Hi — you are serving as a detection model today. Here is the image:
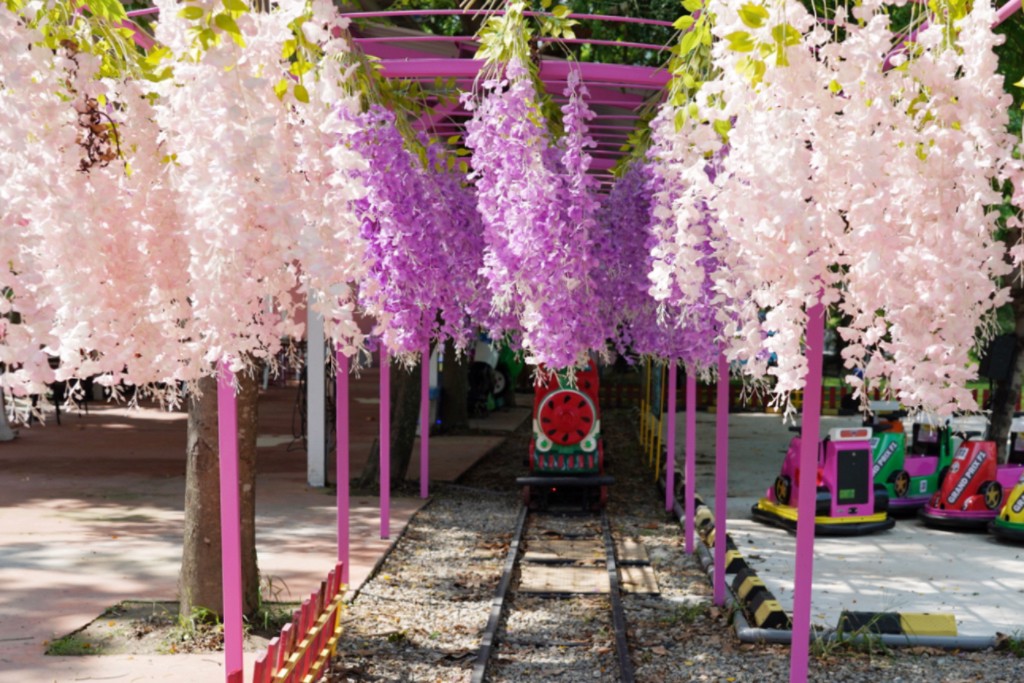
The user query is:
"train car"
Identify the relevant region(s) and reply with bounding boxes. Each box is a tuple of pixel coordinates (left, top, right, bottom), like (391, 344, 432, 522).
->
(517, 359, 614, 509)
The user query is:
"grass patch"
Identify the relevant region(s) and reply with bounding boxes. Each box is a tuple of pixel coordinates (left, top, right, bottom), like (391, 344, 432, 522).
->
(998, 631, 1024, 658)
(45, 633, 99, 656)
(815, 614, 892, 660)
(659, 601, 709, 627)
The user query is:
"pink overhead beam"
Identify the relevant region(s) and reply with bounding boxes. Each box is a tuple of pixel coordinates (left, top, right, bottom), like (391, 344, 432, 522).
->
(354, 35, 479, 44)
(410, 75, 665, 92)
(377, 58, 669, 88)
(342, 9, 675, 28)
(357, 43, 460, 61)
(411, 107, 643, 120)
(997, 0, 1023, 23)
(354, 34, 667, 52)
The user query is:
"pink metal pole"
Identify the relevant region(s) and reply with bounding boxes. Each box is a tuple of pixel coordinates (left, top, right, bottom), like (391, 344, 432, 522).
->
(380, 353, 391, 539)
(216, 361, 244, 683)
(665, 360, 677, 512)
(420, 345, 430, 499)
(336, 350, 350, 584)
(685, 373, 697, 554)
(996, 0, 1022, 25)
(713, 353, 729, 605)
(790, 301, 826, 683)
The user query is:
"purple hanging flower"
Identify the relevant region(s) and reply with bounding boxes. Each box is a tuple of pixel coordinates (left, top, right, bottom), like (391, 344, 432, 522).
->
(464, 61, 606, 369)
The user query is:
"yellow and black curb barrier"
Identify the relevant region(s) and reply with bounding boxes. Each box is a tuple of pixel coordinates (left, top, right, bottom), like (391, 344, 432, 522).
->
(690, 494, 791, 630)
(838, 610, 958, 637)
(664, 480, 979, 648)
(731, 567, 791, 630)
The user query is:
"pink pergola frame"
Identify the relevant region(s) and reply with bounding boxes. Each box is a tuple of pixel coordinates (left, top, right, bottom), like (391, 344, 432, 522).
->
(121, 4, 1023, 682)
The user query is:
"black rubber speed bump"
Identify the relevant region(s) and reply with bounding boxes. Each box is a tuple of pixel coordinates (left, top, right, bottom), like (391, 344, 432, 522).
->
(704, 528, 738, 552)
(731, 568, 790, 629)
(731, 567, 768, 602)
(838, 611, 957, 637)
(748, 590, 791, 629)
(694, 507, 714, 531)
(723, 549, 748, 574)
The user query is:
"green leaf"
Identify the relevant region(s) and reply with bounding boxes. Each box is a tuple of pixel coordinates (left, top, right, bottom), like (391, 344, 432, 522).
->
(828, 79, 842, 94)
(179, 6, 204, 20)
(223, 0, 248, 12)
(682, 0, 703, 12)
(698, 24, 712, 46)
(725, 31, 755, 53)
(673, 16, 695, 31)
(712, 118, 731, 138)
(198, 28, 217, 49)
(738, 3, 769, 29)
(771, 23, 801, 47)
(214, 13, 241, 35)
(775, 43, 789, 67)
(293, 83, 310, 103)
(144, 46, 172, 66)
(541, 0, 552, 8)
(274, 79, 288, 100)
(679, 30, 699, 54)
(447, 135, 461, 146)
(736, 56, 766, 85)
(281, 39, 296, 60)
(552, 4, 570, 18)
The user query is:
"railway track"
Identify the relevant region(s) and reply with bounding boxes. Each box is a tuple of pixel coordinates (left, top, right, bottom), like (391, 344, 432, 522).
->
(471, 504, 638, 683)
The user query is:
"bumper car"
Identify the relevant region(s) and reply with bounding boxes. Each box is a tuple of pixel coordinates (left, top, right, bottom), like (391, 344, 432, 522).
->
(869, 408, 955, 514)
(919, 433, 1024, 531)
(990, 428, 1024, 542)
(752, 426, 895, 536)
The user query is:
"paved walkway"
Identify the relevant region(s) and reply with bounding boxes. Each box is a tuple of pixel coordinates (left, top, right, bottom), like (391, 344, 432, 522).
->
(0, 372, 529, 683)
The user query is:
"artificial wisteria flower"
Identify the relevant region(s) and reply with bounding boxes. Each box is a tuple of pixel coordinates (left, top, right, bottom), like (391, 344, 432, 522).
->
(647, 0, 1021, 414)
(341, 106, 478, 359)
(465, 61, 606, 370)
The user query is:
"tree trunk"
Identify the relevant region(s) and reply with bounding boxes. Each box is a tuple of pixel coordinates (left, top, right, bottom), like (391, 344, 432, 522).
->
(180, 372, 260, 621)
(440, 340, 470, 432)
(989, 307, 1024, 464)
(237, 369, 260, 615)
(357, 357, 423, 489)
(0, 388, 16, 441)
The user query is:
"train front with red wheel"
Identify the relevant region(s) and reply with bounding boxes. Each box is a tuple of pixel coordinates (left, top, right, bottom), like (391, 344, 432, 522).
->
(517, 360, 613, 509)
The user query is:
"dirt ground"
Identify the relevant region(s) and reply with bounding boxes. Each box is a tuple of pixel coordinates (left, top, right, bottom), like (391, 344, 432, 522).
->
(45, 599, 304, 657)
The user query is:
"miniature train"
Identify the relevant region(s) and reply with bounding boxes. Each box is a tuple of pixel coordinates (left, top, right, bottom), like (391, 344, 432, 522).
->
(517, 359, 613, 509)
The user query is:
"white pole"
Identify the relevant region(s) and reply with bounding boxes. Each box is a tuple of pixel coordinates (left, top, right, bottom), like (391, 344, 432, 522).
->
(307, 292, 327, 487)
(0, 387, 16, 442)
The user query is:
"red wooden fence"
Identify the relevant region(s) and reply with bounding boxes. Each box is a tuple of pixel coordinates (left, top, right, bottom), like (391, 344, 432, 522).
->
(252, 562, 345, 683)
(600, 382, 1021, 413)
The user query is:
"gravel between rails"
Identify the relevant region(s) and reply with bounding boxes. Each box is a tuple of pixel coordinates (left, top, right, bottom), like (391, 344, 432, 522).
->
(326, 408, 1024, 683)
